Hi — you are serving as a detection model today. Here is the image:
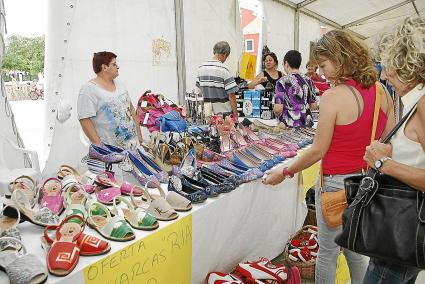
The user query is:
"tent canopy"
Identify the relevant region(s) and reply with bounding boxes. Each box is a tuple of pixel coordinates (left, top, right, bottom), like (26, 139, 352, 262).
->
(274, 0, 423, 39)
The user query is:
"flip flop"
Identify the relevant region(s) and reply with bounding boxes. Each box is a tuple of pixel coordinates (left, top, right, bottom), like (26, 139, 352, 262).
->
(112, 196, 159, 231)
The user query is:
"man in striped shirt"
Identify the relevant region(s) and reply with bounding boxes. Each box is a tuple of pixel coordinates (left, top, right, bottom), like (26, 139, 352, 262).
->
(196, 41, 239, 117)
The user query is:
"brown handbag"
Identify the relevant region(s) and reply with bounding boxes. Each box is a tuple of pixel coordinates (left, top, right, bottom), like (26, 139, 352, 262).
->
(320, 82, 383, 228)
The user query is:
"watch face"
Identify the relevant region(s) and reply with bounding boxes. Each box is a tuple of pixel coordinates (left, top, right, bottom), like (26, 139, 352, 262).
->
(374, 160, 382, 169)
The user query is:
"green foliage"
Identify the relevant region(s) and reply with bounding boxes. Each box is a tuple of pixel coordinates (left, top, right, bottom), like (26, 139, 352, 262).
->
(2, 35, 45, 74)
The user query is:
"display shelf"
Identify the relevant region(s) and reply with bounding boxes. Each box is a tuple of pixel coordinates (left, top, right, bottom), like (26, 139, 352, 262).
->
(0, 157, 307, 284)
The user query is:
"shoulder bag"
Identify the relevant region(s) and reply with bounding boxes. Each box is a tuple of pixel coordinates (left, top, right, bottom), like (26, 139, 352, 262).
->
(320, 82, 383, 228)
(335, 101, 425, 268)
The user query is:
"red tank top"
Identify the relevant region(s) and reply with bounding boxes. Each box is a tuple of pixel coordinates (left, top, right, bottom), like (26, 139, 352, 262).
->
(322, 80, 388, 175)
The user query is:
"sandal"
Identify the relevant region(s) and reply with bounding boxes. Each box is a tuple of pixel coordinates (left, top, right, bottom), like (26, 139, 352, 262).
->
(0, 205, 21, 250)
(95, 171, 144, 196)
(38, 177, 64, 215)
(133, 180, 192, 212)
(7, 175, 37, 206)
(57, 165, 97, 185)
(42, 215, 110, 256)
(3, 190, 60, 227)
(112, 196, 159, 231)
(0, 237, 48, 283)
(86, 201, 135, 241)
(94, 186, 121, 205)
(130, 183, 179, 221)
(46, 215, 85, 276)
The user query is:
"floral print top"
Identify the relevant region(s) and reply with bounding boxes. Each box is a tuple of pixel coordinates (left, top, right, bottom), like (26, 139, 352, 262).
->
(275, 72, 316, 128)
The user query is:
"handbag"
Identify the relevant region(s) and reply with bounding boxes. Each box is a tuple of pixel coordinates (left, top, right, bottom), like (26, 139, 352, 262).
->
(335, 102, 425, 268)
(157, 110, 188, 132)
(319, 82, 383, 228)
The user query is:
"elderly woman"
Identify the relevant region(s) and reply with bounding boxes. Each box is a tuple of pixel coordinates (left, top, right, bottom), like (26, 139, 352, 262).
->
(263, 30, 395, 283)
(362, 17, 425, 284)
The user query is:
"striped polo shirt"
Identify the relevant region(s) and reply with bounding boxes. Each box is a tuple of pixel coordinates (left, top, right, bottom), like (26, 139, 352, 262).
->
(196, 59, 238, 114)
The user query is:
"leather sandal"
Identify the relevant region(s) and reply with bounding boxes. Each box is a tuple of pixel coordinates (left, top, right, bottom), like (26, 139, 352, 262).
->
(86, 201, 135, 242)
(46, 215, 85, 276)
(0, 237, 48, 283)
(112, 196, 159, 231)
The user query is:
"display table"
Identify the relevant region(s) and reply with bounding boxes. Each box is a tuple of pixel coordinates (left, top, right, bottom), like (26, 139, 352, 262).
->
(0, 157, 308, 284)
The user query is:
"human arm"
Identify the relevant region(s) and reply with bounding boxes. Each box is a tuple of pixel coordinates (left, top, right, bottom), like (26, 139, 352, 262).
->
(273, 79, 285, 118)
(263, 92, 337, 185)
(364, 97, 425, 191)
(130, 102, 143, 144)
(79, 118, 101, 146)
(247, 72, 267, 89)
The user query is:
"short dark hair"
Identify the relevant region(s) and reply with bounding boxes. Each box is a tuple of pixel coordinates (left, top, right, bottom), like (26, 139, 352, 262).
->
(283, 50, 302, 69)
(92, 51, 117, 74)
(264, 52, 278, 65)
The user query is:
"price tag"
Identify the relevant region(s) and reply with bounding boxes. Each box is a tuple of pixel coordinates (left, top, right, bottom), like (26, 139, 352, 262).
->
(143, 113, 150, 125)
(140, 101, 148, 108)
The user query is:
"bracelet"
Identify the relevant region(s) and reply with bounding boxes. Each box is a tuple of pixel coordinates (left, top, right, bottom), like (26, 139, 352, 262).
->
(282, 167, 294, 178)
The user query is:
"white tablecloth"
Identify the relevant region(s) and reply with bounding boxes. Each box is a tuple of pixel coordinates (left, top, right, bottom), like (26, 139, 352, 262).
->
(0, 159, 307, 284)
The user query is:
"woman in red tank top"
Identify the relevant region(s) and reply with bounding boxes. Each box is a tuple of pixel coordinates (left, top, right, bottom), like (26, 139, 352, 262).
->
(263, 30, 395, 284)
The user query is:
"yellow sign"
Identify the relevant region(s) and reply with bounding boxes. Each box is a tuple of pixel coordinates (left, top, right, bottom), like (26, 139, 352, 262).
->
(301, 161, 320, 198)
(336, 252, 350, 284)
(84, 215, 192, 284)
(239, 53, 257, 80)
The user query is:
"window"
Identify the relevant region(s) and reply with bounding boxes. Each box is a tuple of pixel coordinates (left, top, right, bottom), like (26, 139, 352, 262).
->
(245, 39, 254, 52)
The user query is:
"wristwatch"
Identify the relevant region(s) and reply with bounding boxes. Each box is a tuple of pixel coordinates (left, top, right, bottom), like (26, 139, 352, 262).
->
(282, 167, 294, 179)
(374, 157, 392, 170)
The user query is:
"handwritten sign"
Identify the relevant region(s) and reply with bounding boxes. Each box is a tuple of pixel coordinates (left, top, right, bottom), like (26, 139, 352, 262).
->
(301, 161, 320, 198)
(84, 215, 192, 284)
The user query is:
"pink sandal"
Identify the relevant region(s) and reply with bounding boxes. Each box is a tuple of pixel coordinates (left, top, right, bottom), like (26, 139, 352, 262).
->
(96, 172, 143, 196)
(38, 178, 64, 215)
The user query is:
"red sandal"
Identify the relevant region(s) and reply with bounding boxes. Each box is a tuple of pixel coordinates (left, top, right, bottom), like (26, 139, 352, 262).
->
(46, 215, 85, 276)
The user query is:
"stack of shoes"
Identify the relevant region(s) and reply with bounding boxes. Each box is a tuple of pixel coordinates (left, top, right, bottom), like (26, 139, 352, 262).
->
(288, 225, 319, 262)
(206, 257, 301, 284)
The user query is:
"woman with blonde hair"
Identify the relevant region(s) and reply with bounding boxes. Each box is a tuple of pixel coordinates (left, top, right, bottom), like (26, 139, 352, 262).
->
(262, 29, 395, 283)
(362, 16, 425, 284)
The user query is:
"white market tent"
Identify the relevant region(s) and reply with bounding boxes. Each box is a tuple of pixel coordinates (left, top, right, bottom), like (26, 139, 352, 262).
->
(0, 0, 423, 176)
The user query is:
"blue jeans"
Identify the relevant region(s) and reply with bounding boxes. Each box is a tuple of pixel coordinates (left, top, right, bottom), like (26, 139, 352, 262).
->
(315, 174, 368, 284)
(363, 258, 421, 284)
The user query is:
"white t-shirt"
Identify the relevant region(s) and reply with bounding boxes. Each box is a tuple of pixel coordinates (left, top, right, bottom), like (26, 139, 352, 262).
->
(77, 80, 138, 149)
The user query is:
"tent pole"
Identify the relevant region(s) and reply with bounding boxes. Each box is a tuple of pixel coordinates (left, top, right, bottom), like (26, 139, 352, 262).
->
(174, 0, 186, 105)
(294, 9, 300, 50)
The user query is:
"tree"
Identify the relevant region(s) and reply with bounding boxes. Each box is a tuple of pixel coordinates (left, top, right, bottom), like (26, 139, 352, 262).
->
(2, 35, 45, 74)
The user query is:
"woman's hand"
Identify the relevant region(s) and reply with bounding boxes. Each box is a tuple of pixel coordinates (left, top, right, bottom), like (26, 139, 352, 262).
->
(262, 167, 285, 185)
(364, 141, 392, 168)
(259, 76, 268, 83)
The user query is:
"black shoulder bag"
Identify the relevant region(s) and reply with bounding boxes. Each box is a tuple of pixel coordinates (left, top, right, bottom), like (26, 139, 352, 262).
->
(335, 103, 425, 268)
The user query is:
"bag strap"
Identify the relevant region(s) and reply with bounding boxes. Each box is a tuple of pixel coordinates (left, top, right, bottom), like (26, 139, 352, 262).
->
(371, 82, 382, 144)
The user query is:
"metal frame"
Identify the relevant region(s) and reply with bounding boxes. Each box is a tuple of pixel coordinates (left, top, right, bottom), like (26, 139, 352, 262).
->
(174, 0, 186, 104)
(297, 0, 319, 8)
(342, 0, 413, 29)
(411, 0, 420, 15)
